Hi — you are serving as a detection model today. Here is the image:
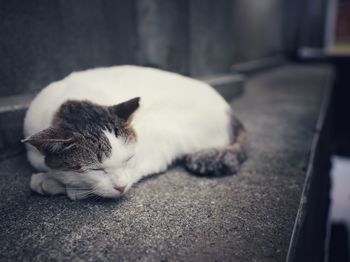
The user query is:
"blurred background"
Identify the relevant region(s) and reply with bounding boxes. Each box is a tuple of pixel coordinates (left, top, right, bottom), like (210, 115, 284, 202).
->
(0, 0, 350, 261)
(0, 0, 331, 96)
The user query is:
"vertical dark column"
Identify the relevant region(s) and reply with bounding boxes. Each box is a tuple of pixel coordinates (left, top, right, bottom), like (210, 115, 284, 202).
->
(300, 0, 328, 48)
(136, 0, 190, 75)
(230, 0, 284, 63)
(189, 0, 284, 77)
(189, 0, 236, 76)
(283, 0, 328, 53)
(332, 59, 350, 155)
(282, 0, 303, 56)
(0, 0, 138, 97)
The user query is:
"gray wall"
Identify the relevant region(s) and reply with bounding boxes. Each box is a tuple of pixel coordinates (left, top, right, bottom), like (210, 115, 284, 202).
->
(299, 0, 328, 48)
(0, 0, 137, 97)
(0, 0, 313, 97)
(136, 0, 189, 75)
(190, 0, 284, 76)
(136, 0, 285, 77)
(189, 0, 236, 76)
(282, 0, 328, 54)
(230, 0, 283, 62)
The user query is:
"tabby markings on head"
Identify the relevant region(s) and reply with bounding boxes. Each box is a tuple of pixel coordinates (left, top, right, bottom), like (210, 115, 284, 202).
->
(23, 97, 140, 172)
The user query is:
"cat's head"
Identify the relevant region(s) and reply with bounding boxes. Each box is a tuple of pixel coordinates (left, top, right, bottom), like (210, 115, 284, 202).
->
(23, 97, 140, 198)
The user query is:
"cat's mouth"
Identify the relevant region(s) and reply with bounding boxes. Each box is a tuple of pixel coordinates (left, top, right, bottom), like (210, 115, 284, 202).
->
(66, 184, 128, 200)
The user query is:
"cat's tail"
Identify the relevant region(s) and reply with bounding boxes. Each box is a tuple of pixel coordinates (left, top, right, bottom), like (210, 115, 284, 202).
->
(184, 114, 248, 176)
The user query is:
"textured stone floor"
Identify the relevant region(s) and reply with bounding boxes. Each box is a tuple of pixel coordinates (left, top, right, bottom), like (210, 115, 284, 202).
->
(0, 64, 331, 261)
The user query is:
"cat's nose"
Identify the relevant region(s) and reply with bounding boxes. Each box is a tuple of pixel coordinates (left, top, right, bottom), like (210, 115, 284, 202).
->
(114, 185, 126, 193)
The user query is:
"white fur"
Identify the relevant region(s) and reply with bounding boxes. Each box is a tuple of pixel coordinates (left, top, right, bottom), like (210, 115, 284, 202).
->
(24, 65, 233, 199)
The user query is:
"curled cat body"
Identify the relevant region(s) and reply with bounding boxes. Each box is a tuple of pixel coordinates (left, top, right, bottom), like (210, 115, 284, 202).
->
(23, 65, 247, 200)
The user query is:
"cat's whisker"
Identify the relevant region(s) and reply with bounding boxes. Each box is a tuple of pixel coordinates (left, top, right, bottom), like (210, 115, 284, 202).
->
(65, 187, 92, 191)
(76, 190, 95, 199)
(85, 192, 101, 201)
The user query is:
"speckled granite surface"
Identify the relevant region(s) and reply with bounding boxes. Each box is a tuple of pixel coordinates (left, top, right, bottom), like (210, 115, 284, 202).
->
(0, 64, 331, 261)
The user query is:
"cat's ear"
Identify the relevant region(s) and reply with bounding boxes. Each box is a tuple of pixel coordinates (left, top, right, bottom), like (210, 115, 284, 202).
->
(21, 127, 78, 155)
(108, 97, 140, 121)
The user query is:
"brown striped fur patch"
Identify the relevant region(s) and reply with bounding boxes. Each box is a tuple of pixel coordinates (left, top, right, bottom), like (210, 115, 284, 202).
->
(184, 113, 247, 176)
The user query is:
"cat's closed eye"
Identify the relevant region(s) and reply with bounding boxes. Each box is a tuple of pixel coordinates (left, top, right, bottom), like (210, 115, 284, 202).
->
(124, 155, 135, 164)
(88, 167, 107, 174)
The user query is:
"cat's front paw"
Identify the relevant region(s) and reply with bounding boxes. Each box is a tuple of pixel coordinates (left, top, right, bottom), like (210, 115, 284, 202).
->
(30, 173, 65, 196)
(30, 173, 46, 195)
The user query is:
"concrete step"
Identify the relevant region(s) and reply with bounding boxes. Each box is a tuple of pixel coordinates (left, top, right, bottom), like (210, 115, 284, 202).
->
(0, 64, 332, 261)
(231, 55, 286, 74)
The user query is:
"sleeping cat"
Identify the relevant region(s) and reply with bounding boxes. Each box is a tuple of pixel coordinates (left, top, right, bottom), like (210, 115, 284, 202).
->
(23, 65, 247, 200)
